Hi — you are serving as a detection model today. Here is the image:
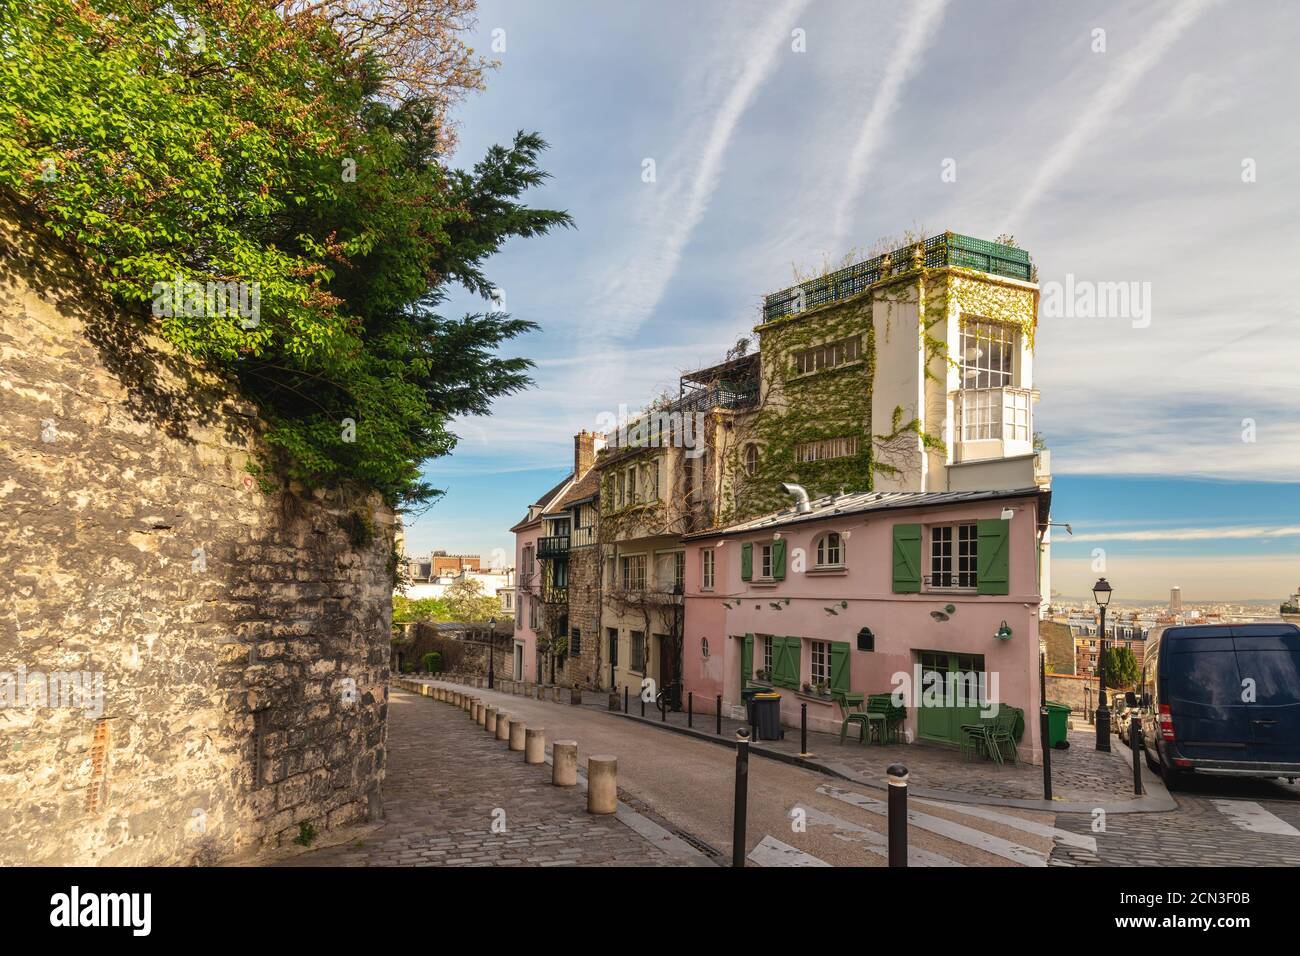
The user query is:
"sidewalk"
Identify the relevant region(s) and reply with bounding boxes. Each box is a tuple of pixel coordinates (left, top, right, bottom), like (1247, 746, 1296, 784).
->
(436, 676, 1173, 814)
(276, 688, 699, 867)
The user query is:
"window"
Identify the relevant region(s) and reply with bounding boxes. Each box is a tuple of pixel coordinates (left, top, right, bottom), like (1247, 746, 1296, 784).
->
(515, 597, 523, 628)
(702, 549, 715, 590)
(793, 336, 861, 375)
(794, 435, 858, 463)
(551, 559, 568, 587)
(648, 462, 660, 501)
(959, 319, 1015, 389)
(621, 554, 647, 590)
(571, 627, 582, 655)
(608, 627, 619, 665)
(957, 387, 1030, 442)
(673, 551, 685, 590)
(630, 630, 646, 671)
(930, 523, 977, 589)
(810, 640, 832, 687)
(762, 635, 773, 675)
(744, 444, 759, 477)
(615, 471, 626, 508)
(759, 544, 773, 579)
(529, 596, 538, 629)
(815, 532, 843, 567)
(523, 544, 534, 577)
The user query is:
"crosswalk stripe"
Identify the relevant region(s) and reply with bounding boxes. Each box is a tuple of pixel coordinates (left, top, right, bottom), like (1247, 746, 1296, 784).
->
(803, 806, 964, 867)
(747, 835, 831, 867)
(914, 797, 1098, 852)
(1211, 800, 1300, 836)
(817, 785, 1048, 867)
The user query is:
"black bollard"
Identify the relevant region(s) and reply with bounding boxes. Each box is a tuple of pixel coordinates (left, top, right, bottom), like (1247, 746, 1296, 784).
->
(624, 685, 628, 714)
(799, 702, 809, 757)
(732, 728, 751, 868)
(661, 691, 667, 722)
(716, 695, 722, 735)
(1040, 706, 1053, 801)
(640, 694, 645, 718)
(887, 763, 908, 867)
(688, 692, 694, 729)
(1131, 715, 1144, 795)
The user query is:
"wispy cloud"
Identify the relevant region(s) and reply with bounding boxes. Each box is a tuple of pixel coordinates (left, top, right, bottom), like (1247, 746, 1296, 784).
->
(587, 0, 812, 342)
(1069, 524, 1300, 542)
(1003, 0, 1222, 230)
(826, 0, 949, 252)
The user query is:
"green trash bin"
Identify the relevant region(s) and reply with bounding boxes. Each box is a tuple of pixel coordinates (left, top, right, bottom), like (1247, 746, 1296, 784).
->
(1043, 700, 1071, 749)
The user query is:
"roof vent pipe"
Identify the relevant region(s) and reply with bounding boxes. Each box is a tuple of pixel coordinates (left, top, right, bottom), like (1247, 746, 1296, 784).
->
(781, 482, 812, 515)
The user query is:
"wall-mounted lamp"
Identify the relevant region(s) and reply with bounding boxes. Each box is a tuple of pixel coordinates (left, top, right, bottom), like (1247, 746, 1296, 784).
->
(995, 620, 1013, 641)
(1000, 507, 1015, 521)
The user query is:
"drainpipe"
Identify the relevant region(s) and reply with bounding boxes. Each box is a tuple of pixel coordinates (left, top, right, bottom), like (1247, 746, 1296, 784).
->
(780, 482, 812, 514)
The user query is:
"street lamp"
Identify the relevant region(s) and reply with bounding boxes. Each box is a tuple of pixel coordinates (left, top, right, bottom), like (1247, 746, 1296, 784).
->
(1092, 577, 1112, 752)
(487, 617, 497, 689)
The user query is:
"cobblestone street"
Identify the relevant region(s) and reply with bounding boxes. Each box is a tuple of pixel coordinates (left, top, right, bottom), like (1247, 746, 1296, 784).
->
(278, 690, 680, 867)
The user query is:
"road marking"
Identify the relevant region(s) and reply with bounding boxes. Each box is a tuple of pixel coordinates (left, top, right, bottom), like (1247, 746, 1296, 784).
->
(914, 797, 1098, 853)
(747, 835, 831, 867)
(817, 785, 1047, 867)
(803, 806, 963, 867)
(1211, 800, 1300, 836)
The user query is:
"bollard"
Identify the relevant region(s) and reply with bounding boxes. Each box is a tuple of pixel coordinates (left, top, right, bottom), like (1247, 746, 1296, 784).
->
(660, 691, 667, 722)
(469, 697, 479, 718)
(1131, 715, 1144, 795)
(624, 686, 629, 713)
(887, 764, 908, 867)
(552, 740, 578, 786)
(525, 727, 545, 764)
(587, 755, 618, 814)
(716, 695, 722, 735)
(688, 692, 693, 729)
(496, 712, 511, 741)
(1040, 707, 1053, 801)
(484, 706, 498, 735)
(799, 702, 811, 757)
(473, 700, 483, 724)
(641, 695, 645, 718)
(509, 718, 526, 752)
(732, 728, 750, 868)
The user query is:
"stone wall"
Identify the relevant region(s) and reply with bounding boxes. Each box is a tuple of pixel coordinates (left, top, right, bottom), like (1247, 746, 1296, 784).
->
(1045, 673, 1095, 715)
(0, 206, 392, 865)
(566, 545, 605, 689)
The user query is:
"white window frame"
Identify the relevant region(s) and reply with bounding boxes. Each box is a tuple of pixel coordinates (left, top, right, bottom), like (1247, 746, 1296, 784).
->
(762, 635, 773, 675)
(621, 553, 647, 591)
(815, 532, 843, 568)
(958, 319, 1016, 390)
(702, 549, 715, 591)
(630, 630, 646, 672)
(759, 544, 773, 579)
(928, 522, 978, 591)
(810, 640, 832, 687)
(794, 435, 859, 464)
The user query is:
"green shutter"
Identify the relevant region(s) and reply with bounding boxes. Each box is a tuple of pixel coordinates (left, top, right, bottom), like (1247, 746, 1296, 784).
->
(977, 518, 1010, 595)
(741, 633, 754, 689)
(830, 641, 850, 695)
(740, 542, 753, 581)
(772, 539, 786, 580)
(892, 523, 922, 593)
(772, 637, 801, 690)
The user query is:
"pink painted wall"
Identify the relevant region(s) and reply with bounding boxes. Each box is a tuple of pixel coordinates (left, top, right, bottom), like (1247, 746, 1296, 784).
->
(513, 523, 542, 682)
(682, 495, 1045, 762)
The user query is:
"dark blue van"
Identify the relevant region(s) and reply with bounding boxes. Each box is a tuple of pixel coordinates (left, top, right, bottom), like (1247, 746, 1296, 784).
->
(1139, 623, 1300, 784)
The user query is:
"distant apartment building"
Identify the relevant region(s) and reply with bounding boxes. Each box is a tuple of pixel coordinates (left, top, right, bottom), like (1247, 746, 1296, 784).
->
(1170, 585, 1183, 615)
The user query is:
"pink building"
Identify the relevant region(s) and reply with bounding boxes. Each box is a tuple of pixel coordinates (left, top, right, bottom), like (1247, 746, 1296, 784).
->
(509, 475, 571, 682)
(681, 486, 1049, 763)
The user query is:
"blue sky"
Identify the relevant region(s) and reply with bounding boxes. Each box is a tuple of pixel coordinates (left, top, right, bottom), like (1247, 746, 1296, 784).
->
(404, 0, 1300, 601)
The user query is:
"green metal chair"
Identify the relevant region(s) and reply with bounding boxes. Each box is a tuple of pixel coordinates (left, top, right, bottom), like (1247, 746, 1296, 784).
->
(959, 719, 990, 761)
(983, 706, 1021, 765)
(835, 691, 869, 745)
(866, 693, 905, 745)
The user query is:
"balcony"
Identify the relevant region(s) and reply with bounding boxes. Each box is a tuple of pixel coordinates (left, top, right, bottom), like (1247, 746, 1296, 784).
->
(537, 535, 570, 558)
(952, 386, 1034, 463)
(763, 233, 1033, 323)
(542, 583, 568, 605)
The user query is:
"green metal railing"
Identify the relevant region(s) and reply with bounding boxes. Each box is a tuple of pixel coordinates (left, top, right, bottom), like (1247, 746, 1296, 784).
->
(762, 233, 1033, 323)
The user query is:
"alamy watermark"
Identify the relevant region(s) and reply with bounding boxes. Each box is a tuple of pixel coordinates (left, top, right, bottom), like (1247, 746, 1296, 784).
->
(0, 666, 105, 718)
(594, 404, 706, 459)
(890, 664, 999, 718)
(151, 274, 261, 329)
(1040, 274, 1151, 329)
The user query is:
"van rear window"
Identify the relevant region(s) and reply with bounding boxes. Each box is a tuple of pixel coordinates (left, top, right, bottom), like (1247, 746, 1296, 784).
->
(1164, 650, 1242, 705)
(1234, 649, 1300, 706)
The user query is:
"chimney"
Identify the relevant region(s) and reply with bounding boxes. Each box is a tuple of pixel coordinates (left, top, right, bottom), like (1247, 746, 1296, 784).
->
(575, 430, 598, 479)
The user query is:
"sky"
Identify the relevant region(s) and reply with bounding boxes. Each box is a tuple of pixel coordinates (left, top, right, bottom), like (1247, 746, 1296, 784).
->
(403, 0, 1300, 602)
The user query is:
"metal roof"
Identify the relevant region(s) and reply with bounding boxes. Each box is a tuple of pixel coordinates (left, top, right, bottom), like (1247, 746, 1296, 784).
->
(684, 487, 1047, 539)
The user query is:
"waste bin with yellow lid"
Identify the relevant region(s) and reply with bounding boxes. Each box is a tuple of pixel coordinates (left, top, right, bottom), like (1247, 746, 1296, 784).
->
(752, 692, 784, 741)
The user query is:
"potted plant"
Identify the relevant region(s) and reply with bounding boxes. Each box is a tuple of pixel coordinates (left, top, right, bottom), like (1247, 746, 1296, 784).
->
(814, 681, 829, 697)
(802, 681, 812, 694)
(755, 668, 767, 681)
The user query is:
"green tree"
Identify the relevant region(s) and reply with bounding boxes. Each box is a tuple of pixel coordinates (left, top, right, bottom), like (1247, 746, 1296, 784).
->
(0, 1, 570, 506)
(444, 579, 500, 623)
(1103, 646, 1139, 689)
(392, 596, 452, 624)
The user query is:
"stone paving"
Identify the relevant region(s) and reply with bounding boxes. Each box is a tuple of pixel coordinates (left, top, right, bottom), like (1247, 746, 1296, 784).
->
(277, 689, 678, 867)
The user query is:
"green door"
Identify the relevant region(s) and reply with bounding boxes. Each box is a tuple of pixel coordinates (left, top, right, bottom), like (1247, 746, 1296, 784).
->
(916, 651, 987, 744)
(740, 634, 754, 690)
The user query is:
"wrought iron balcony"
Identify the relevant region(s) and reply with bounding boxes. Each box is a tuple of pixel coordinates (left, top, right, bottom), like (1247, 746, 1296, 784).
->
(763, 233, 1033, 323)
(537, 535, 570, 558)
(542, 583, 568, 605)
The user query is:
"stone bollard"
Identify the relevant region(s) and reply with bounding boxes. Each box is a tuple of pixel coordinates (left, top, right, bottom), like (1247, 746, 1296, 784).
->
(525, 728, 545, 764)
(553, 686, 562, 704)
(496, 713, 511, 741)
(484, 706, 498, 735)
(587, 755, 618, 814)
(509, 718, 526, 752)
(570, 687, 583, 706)
(475, 701, 485, 726)
(552, 741, 578, 787)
